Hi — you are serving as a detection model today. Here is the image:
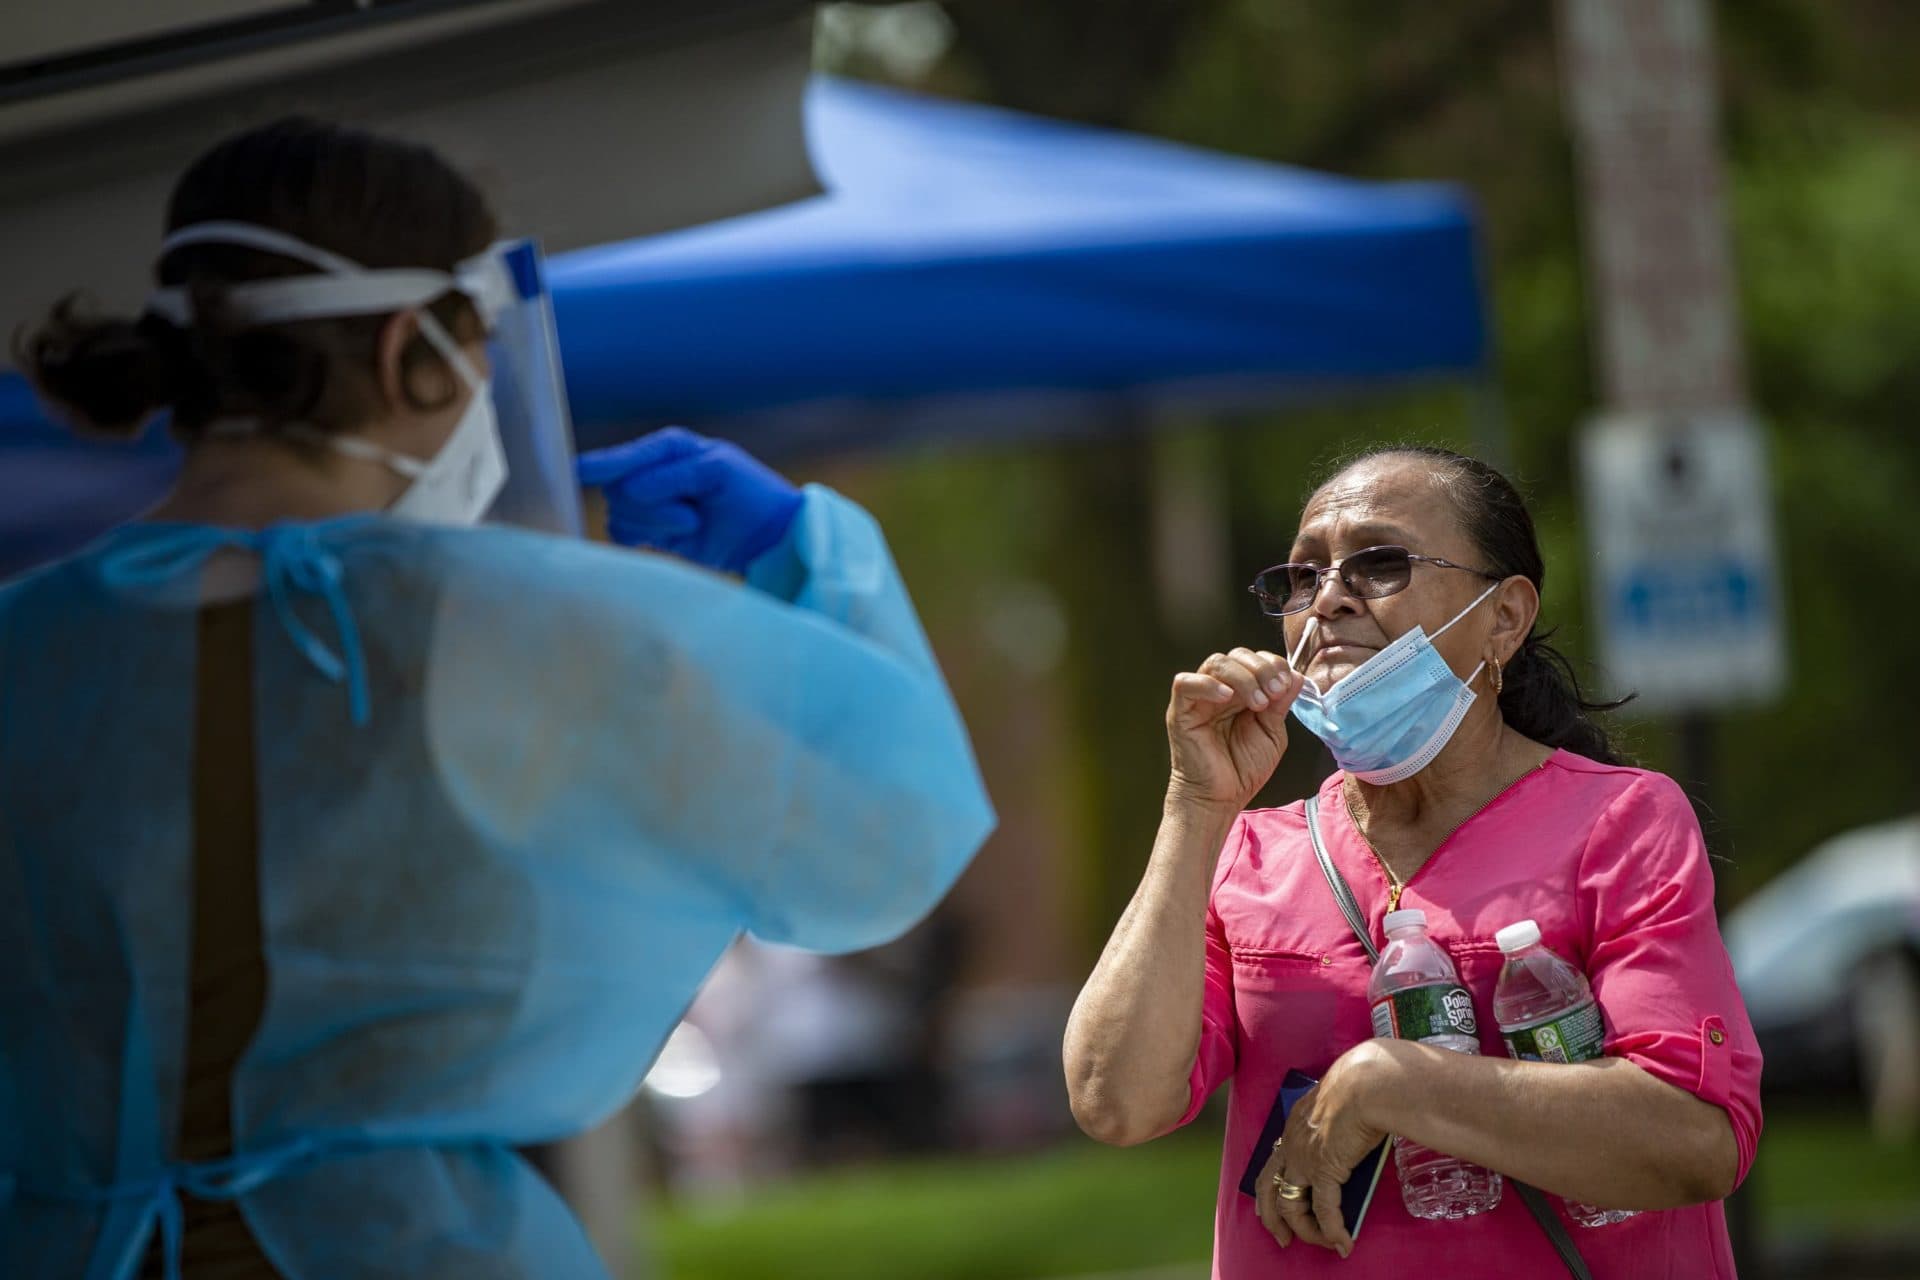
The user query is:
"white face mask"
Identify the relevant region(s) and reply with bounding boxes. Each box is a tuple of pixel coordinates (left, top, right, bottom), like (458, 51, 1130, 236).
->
(316, 323, 507, 527)
(383, 386, 508, 526)
(149, 220, 511, 528)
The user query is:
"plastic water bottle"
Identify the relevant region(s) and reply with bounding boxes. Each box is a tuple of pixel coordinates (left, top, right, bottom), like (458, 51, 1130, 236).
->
(1492, 919, 1637, 1228)
(1368, 908, 1503, 1220)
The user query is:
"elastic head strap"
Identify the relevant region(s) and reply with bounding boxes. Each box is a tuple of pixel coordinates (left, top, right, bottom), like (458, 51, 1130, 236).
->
(203, 418, 431, 480)
(160, 220, 363, 273)
(147, 222, 513, 330)
(303, 429, 431, 478)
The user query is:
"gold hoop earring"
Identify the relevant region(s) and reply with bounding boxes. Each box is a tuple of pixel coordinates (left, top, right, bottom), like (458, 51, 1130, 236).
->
(1490, 657, 1504, 694)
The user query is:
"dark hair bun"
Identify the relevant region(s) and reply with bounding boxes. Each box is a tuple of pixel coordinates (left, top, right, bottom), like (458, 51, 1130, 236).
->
(16, 298, 183, 437)
(19, 116, 498, 443)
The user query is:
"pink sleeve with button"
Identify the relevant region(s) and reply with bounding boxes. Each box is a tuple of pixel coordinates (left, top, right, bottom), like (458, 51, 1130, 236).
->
(1174, 817, 1247, 1130)
(1578, 772, 1765, 1185)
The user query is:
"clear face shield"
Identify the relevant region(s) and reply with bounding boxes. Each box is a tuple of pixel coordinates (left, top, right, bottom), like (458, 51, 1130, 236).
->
(478, 241, 582, 536)
(146, 223, 582, 536)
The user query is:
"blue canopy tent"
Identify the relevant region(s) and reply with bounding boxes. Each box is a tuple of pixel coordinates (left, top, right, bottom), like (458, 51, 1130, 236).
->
(0, 76, 1487, 577)
(554, 76, 1486, 455)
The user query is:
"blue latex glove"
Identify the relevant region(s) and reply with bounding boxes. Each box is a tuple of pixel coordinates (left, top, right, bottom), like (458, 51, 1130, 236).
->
(577, 427, 804, 574)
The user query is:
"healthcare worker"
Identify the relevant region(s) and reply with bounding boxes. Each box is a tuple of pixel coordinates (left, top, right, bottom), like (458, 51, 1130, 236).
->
(0, 117, 994, 1279)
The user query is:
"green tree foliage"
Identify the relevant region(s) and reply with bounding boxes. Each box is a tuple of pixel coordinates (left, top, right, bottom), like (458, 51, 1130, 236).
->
(840, 0, 1920, 945)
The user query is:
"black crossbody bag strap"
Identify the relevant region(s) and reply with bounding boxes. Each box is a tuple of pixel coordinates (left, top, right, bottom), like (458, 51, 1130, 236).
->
(1303, 796, 1594, 1280)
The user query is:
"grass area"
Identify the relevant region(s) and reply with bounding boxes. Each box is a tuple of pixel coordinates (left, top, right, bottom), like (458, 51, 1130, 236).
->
(1750, 1105, 1920, 1234)
(651, 1128, 1221, 1280)
(648, 1106, 1918, 1280)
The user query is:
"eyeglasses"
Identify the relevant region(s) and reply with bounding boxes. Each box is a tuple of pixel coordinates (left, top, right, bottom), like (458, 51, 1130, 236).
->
(1248, 545, 1500, 617)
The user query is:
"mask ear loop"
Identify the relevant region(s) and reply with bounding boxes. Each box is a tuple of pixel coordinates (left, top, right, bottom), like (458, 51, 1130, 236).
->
(411, 306, 485, 392)
(1431, 580, 1504, 642)
(1291, 579, 1497, 682)
(1432, 580, 1500, 692)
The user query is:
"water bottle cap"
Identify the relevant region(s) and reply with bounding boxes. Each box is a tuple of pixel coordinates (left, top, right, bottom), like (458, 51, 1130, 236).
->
(1496, 919, 1542, 953)
(1382, 908, 1427, 933)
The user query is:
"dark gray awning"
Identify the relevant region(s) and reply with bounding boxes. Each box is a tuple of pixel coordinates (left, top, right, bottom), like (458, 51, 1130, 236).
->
(0, 0, 821, 353)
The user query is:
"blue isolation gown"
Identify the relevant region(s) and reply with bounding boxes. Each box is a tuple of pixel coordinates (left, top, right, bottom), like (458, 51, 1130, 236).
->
(0, 485, 995, 1279)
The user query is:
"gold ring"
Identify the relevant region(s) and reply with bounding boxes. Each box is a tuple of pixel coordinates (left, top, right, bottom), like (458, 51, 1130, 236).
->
(1272, 1176, 1309, 1202)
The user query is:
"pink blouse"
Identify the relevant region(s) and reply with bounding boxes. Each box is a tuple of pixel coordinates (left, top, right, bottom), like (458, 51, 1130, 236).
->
(1180, 750, 1763, 1279)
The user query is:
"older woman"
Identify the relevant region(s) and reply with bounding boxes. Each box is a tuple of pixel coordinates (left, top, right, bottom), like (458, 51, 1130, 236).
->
(1064, 447, 1761, 1279)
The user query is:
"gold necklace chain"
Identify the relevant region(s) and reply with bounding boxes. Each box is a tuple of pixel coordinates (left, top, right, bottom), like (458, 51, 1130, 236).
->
(1342, 760, 1545, 912)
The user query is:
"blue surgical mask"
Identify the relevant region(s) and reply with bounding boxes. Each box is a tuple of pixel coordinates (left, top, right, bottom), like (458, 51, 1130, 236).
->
(1287, 582, 1501, 784)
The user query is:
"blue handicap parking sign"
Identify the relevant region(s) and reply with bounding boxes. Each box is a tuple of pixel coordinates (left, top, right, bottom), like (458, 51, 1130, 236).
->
(1580, 413, 1786, 708)
(1612, 557, 1768, 637)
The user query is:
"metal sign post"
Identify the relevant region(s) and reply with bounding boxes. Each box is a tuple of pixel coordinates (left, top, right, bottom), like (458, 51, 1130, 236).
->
(1557, 0, 1774, 1270)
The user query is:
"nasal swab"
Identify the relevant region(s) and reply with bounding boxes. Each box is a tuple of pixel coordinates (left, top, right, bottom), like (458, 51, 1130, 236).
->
(1288, 616, 1319, 672)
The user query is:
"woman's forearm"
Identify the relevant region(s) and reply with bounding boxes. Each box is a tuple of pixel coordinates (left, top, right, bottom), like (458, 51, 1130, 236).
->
(1366, 1040, 1739, 1208)
(1063, 793, 1239, 1146)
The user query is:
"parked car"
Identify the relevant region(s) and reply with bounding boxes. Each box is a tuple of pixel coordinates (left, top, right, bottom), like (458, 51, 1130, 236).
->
(1722, 815, 1920, 1138)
